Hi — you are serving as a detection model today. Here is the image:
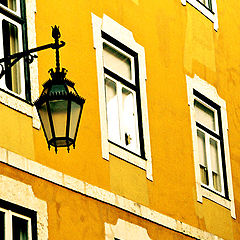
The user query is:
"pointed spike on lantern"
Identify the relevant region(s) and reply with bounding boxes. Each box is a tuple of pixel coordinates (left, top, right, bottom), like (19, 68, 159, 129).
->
(48, 144, 51, 151)
(55, 147, 58, 154)
(67, 146, 70, 153)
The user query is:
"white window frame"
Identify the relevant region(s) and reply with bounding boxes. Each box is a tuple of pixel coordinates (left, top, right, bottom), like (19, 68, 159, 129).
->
(105, 219, 151, 240)
(92, 13, 152, 180)
(0, 0, 26, 99)
(0, 0, 40, 129)
(186, 74, 236, 219)
(181, 0, 219, 31)
(0, 207, 32, 240)
(0, 175, 48, 239)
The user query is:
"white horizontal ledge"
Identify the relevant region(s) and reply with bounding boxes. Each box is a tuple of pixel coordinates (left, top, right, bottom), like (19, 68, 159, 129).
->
(0, 147, 223, 240)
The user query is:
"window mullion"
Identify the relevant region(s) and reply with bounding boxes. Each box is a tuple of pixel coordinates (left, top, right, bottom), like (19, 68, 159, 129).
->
(5, 210, 12, 240)
(205, 133, 213, 189)
(28, 218, 32, 240)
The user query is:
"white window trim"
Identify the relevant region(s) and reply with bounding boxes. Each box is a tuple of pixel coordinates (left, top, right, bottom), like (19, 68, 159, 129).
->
(92, 13, 152, 181)
(0, 0, 40, 129)
(186, 74, 236, 219)
(0, 13, 25, 99)
(181, 0, 219, 31)
(0, 207, 32, 240)
(105, 219, 151, 240)
(0, 175, 48, 239)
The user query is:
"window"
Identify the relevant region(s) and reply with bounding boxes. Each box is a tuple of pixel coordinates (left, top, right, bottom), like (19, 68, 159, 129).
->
(198, 0, 212, 11)
(92, 14, 152, 180)
(103, 39, 143, 156)
(194, 90, 226, 196)
(186, 74, 236, 219)
(0, 0, 40, 129)
(0, 199, 37, 240)
(181, 0, 218, 30)
(0, 0, 30, 100)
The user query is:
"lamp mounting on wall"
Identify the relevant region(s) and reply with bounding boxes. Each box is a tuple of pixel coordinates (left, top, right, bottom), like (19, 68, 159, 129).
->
(0, 26, 85, 153)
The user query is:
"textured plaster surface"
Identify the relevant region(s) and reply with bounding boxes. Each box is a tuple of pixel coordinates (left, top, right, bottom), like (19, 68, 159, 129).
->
(0, 146, 224, 240)
(0, 175, 48, 240)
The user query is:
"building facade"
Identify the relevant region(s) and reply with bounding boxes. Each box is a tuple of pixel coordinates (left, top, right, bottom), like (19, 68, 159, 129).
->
(0, 0, 239, 239)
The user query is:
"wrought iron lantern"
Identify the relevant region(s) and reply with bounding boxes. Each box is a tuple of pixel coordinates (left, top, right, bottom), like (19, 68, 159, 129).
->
(34, 26, 85, 152)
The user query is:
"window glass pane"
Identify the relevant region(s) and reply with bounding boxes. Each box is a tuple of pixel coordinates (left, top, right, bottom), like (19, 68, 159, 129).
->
(122, 87, 139, 153)
(0, 211, 5, 240)
(210, 138, 222, 192)
(12, 216, 28, 240)
(0, 0, 16, 11)
(199, 0, 206, 5)
(105, 78, 121, 144)
(2, 21, 21, 94)
(199, 0, 212, 9)
(194, 100, 216, 131)
(103, 43, 132, 80)
(197, 130, 209, 185)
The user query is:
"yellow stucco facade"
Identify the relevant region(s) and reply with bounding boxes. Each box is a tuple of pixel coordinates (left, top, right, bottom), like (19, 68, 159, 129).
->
(0, 0, 240, 239)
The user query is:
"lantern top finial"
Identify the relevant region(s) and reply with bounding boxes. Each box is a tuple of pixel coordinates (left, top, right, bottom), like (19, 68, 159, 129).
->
(52, 25, 61, 40)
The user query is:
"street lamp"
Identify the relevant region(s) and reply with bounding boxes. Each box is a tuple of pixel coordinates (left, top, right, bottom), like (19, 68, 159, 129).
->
(0, 26, 85, 153)
(34, 26, 85, 153)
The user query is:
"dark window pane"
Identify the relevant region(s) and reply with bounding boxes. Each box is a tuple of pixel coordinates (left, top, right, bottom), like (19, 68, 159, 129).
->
(2, 20, 21, 94)
(12, 216, 28, 240)
(0, 0, 16, 11)
(0, 211, 5, 240)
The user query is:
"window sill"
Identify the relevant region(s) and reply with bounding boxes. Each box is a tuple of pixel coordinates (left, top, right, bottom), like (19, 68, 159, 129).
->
(199, 186, 234, 216)
(109, 142, 146, 170)
(0, 89, 40, 129)
(201, 184, 229, 200)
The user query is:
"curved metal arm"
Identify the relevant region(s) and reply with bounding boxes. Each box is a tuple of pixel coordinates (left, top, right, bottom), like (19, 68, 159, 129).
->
(0, 26, 65, 79)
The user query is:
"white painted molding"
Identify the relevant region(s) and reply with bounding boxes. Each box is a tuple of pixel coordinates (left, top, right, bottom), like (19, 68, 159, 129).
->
(181, 0, 219, 31)
(0, 146, 225, 239)
(186, 74, 236, 219)
(26, 0, 40, 129)
(105, 219, 151, 240)
(91, 13, 152, 181)
(0, 175, 48, 240)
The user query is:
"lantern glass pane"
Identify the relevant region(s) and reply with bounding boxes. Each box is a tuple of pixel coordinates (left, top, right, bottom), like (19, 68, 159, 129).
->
(69, 101, 81, 140)
(38, 102, 52, 141)
(49, 84, 67, 94)
(49, 99, 68, 138)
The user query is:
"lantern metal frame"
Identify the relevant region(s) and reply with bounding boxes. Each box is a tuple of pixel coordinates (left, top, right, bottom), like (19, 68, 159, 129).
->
(0, 26, 85, 153)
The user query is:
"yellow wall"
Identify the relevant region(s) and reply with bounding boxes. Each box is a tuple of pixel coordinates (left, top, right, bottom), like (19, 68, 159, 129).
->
(32, 0, 240, 238)
(0, 0, 239, 239)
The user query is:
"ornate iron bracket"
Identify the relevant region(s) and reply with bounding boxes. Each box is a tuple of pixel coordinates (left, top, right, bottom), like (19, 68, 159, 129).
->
(0, 25, 65, 79)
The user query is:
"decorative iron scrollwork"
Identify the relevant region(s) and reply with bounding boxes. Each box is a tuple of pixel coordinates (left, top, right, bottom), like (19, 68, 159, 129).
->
(26, 54, 38, 64)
